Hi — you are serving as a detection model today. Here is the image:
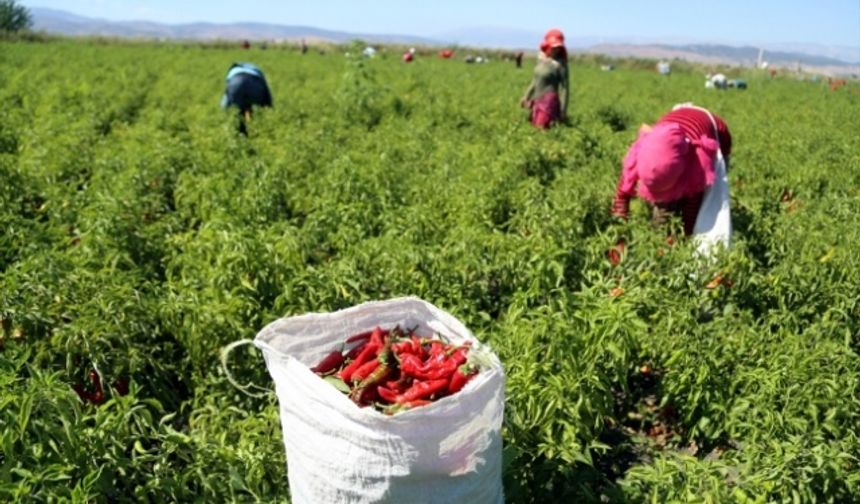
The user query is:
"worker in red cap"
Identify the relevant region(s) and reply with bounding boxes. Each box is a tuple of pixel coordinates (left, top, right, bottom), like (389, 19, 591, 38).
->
(520, 29, 569, 128)
(611, 104, 733, 237)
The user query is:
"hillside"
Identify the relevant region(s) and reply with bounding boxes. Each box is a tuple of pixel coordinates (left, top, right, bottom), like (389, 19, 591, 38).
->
(29, 7, 860, 77)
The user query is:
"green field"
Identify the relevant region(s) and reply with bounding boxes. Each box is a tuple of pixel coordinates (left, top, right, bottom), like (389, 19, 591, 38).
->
(1, 40, 859, 502)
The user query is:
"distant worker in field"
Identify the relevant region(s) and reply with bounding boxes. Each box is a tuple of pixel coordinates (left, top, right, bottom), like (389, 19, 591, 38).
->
(220, 62, 273, 136)
(520, 29, 569, 129)
(705, 73, 728, 89)
(515, 51, 523, 68)
(611, 104, 733, 240)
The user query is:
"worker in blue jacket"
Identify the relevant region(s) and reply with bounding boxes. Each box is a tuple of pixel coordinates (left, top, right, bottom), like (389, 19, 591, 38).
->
(221, 62, 273, 134)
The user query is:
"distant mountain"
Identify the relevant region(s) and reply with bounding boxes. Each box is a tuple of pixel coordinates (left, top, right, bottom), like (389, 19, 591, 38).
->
(667, 44, 855, 67)
(28, 8, 860, 76)
(29, 7, 439, 45)
(580, 43, 860, 76)
(439, 27, 860, 65)
(761, 43, 860, 65)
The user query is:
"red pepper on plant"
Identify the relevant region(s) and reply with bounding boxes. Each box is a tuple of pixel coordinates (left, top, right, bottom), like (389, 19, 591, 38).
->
(112, 378, 129, 396)
(73, 368, 105, 404)
(608, 238, 626, 267)
(89, 369, 105, 404)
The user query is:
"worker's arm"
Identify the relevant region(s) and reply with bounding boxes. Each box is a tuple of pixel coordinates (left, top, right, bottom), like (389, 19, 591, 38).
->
(612, 144, 642, 220)
(520, 81, 536, 108)
(612, 190, 632, 220)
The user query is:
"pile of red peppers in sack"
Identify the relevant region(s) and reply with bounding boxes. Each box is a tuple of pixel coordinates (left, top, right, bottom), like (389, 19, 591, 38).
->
(310, 326, 479, 415)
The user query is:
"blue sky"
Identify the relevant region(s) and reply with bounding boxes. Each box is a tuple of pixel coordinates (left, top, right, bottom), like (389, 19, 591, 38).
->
(23, 0, 860, 47)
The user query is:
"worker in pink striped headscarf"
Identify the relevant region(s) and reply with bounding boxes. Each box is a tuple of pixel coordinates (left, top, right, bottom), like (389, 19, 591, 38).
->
(612, 105, 733, 236)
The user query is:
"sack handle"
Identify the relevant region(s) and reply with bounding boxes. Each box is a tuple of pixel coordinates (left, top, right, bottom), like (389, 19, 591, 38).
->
(220, 339, 271, 398)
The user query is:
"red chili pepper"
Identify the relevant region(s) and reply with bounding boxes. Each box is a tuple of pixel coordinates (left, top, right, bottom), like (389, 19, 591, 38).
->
(88, 370, 105, 403)
(112, 378, 129, 396)
(74, 369, 105, 404)
(368, 326, 385, 349)
(429, 341, 445, 356)
(391, 336, 424, 358)
(421, 350, 448, 371)
(399, 378, 448, 403)
(345, 331, 372, 344)
(310, 350, 345, 375)
(399, 353, 429, 379)
(419, 348, 469, 380)
(385, 373, 412, 393)
(391, 340, 412, 355)
(350, 359, 380, 383)
(376, 386, 399, 403)
(88, 369, 101, 387)
(345, 340, 368, 360)
(72, 383, 92, 402)
(361, 386, 379, 404)
(448, 367, 477, 394)
(338, 341, 380, 382)
(607, 239, 626, 267)
(349, 338, 393, 404)
(410, 336, 426, 358)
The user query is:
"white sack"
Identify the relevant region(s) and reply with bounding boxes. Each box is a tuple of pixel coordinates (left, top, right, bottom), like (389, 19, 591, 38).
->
(693, 149, 732, 257)
(254, 297, 505, 504)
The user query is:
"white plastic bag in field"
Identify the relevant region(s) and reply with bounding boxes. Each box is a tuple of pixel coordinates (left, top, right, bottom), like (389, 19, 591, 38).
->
(253, 297, 505, 504)
(693, 149, 731, 258)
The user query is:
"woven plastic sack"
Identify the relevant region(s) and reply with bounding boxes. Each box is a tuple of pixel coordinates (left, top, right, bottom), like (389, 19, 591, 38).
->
(693, 148, 732, 258)
(253, 297, 505, 504)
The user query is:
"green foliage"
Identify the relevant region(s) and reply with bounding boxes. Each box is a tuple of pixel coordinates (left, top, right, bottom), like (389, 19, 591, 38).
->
(1, 39, 859, 503)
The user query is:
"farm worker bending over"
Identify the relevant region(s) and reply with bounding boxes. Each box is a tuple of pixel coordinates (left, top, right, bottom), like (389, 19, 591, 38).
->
(220, 62, 273, 135)
(520, 29, 569, 128)
(611, 105, 732, 237)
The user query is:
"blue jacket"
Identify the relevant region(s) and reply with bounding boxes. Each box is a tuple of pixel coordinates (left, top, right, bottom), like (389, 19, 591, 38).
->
(225, 62, 266, 82)
(220, 63, 272, 109)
